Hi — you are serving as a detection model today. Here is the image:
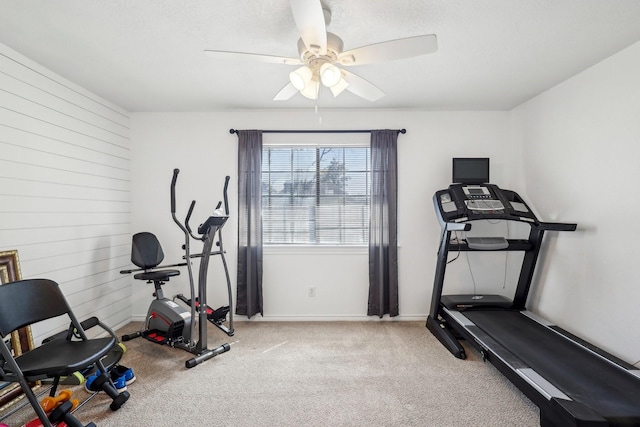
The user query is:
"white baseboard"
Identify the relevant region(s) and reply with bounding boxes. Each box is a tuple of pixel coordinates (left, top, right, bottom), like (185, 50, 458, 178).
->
(128, 314, 426, 322)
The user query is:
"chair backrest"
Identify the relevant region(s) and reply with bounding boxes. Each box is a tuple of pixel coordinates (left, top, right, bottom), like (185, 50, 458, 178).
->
(0, 279, 69, 338)
(131, 232, 165, 269)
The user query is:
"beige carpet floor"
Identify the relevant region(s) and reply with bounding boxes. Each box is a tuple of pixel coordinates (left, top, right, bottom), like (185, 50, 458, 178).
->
(2, 321, 539, 426)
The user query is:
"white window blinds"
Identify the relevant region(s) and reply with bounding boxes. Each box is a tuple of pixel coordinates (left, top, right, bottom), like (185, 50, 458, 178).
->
(262, 134, 370, 245)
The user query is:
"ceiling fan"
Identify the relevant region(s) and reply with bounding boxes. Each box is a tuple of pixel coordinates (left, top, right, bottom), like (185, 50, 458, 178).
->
(204, 0, 437, 102)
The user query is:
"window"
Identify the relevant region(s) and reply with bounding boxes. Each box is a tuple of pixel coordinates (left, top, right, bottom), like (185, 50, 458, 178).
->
(262, 144, 370, 245)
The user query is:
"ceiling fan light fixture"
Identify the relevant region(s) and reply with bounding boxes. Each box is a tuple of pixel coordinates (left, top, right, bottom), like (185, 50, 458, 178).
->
(329, 77, 349, 97)
(289, 66, 313, 90)
(205, 0, 438, 104)
(300, 79, 319, 100)
(319, 63, 342, 87)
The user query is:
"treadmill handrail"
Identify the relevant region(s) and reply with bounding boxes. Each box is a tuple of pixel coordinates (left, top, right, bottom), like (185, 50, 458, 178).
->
(538, 222, 577, 232)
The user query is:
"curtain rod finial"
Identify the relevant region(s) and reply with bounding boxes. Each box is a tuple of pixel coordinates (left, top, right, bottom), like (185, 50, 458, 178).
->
(400, 129, 406, 134)
(229, 129, 237, 134)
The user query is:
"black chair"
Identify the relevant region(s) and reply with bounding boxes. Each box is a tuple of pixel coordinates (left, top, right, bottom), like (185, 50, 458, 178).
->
(0, 278, 130, 427)
(119, 232, 185, 344)
(130, 231, 181, 287)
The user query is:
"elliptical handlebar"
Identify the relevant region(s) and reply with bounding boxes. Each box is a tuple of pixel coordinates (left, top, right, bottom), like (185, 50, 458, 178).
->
(171, 170, 231, 240)
(171, 169, 179, 214)
(185, 200, 196, 235)
(223, 175, 230, 216)
(210, 176, 230, 215)
(172, 169, 203, 241)
(195, 175, 230, 236)
(171, 169, 193, 239)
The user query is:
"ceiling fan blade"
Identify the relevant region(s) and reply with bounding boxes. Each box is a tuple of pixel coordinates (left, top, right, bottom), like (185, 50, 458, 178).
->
(204, 50, 303, 65)
(273, 82, 299, 101)
(342, 70, 385, 102)
(337, 34, 437, 66)
(289, 0, 327, 54)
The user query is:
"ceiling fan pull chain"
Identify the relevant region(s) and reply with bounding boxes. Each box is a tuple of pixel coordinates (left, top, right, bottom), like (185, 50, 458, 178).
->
(314, 96, 322, 124)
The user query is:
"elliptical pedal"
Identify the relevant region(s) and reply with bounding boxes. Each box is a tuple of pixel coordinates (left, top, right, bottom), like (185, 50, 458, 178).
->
(209, 305, 230, 325)
(143, 329, 170, 344)
(175, 294, 234, 336)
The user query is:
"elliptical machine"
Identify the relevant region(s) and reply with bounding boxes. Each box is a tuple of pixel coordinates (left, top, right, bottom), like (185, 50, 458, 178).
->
(121, 169, 233, 368)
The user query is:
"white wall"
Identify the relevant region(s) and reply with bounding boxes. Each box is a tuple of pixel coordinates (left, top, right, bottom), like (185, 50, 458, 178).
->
(129, 110, 512, 320)
(0, 44, 131, 343)
(511, 41, 640, 365)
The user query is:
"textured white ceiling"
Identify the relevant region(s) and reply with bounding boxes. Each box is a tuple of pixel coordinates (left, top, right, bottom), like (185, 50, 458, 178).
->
(1, 0, 640, 112)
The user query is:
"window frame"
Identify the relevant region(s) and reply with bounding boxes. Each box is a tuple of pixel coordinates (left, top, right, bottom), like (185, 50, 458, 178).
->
(261, 133, 371, 247)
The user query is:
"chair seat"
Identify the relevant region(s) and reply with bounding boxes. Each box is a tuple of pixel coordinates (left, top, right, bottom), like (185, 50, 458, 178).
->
(14, 336, 116, 378)
(134, 269, 180, 282)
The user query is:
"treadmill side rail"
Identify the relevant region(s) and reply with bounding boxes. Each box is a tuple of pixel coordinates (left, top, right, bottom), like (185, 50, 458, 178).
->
(517, 368, 570, 401)
(542, 398, 608, 427)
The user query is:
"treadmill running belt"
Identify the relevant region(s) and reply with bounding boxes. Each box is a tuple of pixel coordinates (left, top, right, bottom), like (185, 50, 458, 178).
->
(464, 310, 640, 423)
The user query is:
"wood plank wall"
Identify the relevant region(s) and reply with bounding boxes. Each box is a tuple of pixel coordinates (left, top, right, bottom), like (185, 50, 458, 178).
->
(0, 43, 131, 342)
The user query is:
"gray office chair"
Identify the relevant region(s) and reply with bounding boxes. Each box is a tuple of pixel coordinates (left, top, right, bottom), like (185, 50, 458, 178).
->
(0, 278, 130, 427)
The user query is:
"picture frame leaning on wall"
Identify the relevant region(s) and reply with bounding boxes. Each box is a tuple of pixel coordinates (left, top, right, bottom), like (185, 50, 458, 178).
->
(0, 249, 39, 411)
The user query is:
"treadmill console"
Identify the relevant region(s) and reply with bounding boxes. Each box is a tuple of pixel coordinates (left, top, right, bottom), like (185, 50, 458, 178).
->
(462, 185, 492, 199)
(434, 183, 538, 225)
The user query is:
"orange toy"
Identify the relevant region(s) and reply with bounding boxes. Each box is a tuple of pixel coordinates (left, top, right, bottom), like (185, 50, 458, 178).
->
(40, 389, 79, 412)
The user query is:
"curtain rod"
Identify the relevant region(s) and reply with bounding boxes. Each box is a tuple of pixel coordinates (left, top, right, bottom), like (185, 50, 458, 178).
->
(229, 128, 406, 134)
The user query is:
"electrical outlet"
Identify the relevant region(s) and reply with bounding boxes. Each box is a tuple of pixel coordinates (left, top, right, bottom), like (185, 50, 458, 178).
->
(308, 287, 316, 297)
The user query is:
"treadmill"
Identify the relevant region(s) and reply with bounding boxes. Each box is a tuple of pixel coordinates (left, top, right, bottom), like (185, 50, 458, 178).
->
(426, 164, 640, 426)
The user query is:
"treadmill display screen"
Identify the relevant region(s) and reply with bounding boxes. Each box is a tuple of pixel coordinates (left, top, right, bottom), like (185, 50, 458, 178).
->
(467, 188, 485, 195)
(452, 158, 490, 184)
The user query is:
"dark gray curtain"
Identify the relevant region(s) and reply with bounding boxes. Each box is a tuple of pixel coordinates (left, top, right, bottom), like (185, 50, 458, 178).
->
(368, 130, 399, 317)
(236, 130, 263, 317)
